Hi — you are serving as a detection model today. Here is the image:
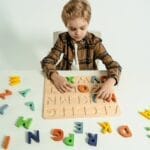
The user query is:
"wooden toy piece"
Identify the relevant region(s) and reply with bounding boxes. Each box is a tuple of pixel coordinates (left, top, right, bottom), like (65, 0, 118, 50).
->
(63, 134, 74, 146)
(87, 133, 98, 146)
(51, 129, 64, 141)
(66, 76, 75, 84)
(145, 127, 150, 131)
(91, 76, 100, 84)
(25, 101, 35, 111)
(106, 93, 117, 102)
(111, 93, 117, 102)
(5, 89, 13, 96)
(139, 109, 150, 120)
(16, 116, 32, 129)
(118, 125, 132, 137)
(43, 76, 121, 119)
(91, 85, 101, 103)
(27, 130, 40, 144)
(144, 127, 150, 138)
(19, 88, 31, 97)
(92, 94, 97, 103)
(0, 89, 13, 100)
(77, 85, 89, 93)
(99, 122, 112, 134)
(100, 75, 108, 83)
(9, 81, 20, 86)
(10, 76, 20, 79)
(147, 135, 150, 138)
(9, 76, 21, 86)
(0, 93, 6, 99)
(74, 122, 83, 134)
(9, 78, 20, 82)
(91, 84, 100, 94)
(0, 104, 9, 115)
(2, 136, 10, 149)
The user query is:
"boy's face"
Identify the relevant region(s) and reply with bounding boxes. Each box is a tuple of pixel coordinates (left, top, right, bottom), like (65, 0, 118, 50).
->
(66, 17, 89, 42)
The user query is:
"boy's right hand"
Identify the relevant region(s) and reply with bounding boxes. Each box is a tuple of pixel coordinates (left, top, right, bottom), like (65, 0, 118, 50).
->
(51, 72, 73, 93)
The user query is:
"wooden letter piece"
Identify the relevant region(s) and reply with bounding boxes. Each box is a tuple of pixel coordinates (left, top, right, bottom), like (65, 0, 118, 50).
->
(118, 125, 132, 137)
(51, 129, 64, 141)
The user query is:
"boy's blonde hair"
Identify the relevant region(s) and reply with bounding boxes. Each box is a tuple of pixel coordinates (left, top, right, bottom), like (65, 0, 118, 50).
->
(62, 0, 91, 26)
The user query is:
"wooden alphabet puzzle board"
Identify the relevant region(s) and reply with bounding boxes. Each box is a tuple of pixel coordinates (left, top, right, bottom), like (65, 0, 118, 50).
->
(43, 75, 121, 119)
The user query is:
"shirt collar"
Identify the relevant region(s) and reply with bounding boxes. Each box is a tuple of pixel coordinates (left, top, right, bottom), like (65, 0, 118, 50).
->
(67, 32, 89, 45)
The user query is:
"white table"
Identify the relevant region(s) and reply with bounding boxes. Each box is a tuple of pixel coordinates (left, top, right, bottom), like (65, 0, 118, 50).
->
(0, 70, 149, 150)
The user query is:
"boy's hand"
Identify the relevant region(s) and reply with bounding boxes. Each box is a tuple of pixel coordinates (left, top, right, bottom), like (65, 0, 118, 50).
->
(96, 78, 116, 101)
(51, 72, 73, 93)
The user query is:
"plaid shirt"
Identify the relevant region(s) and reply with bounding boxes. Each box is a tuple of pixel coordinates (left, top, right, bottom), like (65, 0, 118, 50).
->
(41, 32, 122, 84)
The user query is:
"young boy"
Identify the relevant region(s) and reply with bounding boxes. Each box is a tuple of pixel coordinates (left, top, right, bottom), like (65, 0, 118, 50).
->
(41, 0, 122, 101)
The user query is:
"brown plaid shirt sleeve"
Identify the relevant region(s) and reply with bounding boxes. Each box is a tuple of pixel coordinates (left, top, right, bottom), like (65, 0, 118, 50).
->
(94, 41, 122, 84)
(41, 35, 64, 79)
(41, 32, 122, 84)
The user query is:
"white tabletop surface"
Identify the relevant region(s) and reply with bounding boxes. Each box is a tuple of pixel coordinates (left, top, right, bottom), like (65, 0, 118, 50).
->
(0, 70, 149, 150)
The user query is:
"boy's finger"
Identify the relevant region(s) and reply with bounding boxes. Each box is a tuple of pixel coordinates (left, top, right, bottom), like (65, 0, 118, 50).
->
(91, 85, 100, 93)
(66, 83, 73, 88)
(61, 85, 68, 92)
(106, 94, 112, 102)
(96, 90, 104, 99)
(99, 91, 106, 99)
(64, 84, 72, 92)
(58, 88, 64, 93)
(103, 93, 109, 100)
(56, 85, 66, 93)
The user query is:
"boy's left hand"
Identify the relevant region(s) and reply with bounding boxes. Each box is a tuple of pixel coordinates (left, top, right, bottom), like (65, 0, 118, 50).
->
(96, 78, 116, 101)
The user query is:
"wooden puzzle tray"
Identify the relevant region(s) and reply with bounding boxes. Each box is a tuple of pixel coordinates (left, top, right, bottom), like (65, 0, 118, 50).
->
(43, 75, 121, 119)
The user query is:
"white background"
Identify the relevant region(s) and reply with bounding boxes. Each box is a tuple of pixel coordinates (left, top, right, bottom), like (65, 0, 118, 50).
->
(0, 0, 150, 150)
(0, 70, 150, 150)
(0, 0, 150, 72)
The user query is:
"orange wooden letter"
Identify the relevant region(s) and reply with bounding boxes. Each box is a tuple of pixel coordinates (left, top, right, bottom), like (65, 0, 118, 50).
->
(118, 125, 132, 137)
(51, 129, 64, 141)
(3, 136, 10, 149)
